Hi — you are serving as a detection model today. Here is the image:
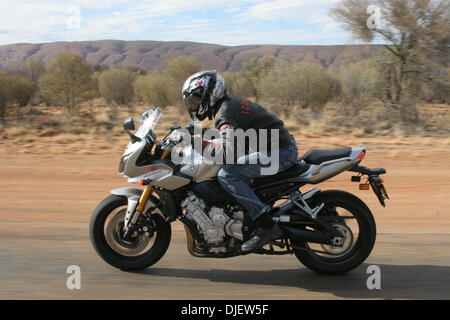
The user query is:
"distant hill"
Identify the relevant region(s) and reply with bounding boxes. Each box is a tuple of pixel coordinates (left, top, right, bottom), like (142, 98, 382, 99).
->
(0, 40, 384, 72)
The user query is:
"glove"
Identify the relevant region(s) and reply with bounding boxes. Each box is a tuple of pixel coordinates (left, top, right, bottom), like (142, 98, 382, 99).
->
(186, 124, 208, 136)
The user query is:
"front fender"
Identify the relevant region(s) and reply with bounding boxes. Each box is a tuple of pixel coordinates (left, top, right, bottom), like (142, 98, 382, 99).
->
(111, 187, 143, 200)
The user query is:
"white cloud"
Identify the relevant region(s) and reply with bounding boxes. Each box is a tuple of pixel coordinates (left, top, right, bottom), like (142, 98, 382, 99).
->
(243, 0, 340, 21)
(0, 0, 351, 46)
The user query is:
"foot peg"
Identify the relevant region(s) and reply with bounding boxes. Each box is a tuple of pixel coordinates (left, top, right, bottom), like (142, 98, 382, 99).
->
(290, 191, 324, 219)
(309, 203, 324, 219)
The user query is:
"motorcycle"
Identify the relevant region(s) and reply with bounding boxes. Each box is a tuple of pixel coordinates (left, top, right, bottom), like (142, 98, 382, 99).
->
(89, 108, 389, 274)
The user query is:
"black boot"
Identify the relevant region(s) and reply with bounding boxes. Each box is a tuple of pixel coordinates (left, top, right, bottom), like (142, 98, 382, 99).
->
(241, 211, 283, 252)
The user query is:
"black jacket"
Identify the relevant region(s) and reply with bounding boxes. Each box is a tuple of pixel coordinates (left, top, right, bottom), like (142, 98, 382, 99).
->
(211, 96, 293, 157)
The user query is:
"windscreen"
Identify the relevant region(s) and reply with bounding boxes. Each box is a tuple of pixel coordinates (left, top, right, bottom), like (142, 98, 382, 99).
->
(135, 107, 162, 139)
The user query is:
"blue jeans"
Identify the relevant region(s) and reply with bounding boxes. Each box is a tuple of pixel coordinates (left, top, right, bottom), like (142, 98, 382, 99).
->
(218, 138, 298, 221)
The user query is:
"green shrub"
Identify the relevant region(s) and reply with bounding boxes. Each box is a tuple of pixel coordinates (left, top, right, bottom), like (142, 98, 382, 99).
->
(222, 72, 256, 99)
(134, 73, 172, 108)
(162, 55, 202, 106)
(99, 68, 136, 105)
(38, 51, 95, 112)
(334, 59, 380, 112)
(8, 75, 34, 107)
(242, 56, 275, 102)
(258, 61, 341, 114)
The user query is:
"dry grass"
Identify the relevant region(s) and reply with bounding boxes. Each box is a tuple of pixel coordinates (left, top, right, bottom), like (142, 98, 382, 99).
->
(1, 98, 449, 155)
(5, 126, 30, 137)
(94, 110, 111, 123)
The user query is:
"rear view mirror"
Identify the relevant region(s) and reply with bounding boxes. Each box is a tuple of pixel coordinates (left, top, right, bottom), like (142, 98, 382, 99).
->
(123, 117, 141, 143)
(123, 117, 135, 131)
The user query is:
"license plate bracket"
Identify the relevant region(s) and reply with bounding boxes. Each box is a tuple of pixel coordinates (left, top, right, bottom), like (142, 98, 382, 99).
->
(369, 175, 389, 207)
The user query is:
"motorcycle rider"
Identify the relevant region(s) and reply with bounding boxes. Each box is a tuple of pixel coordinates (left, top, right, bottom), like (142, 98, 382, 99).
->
(182, 70, 298, 252)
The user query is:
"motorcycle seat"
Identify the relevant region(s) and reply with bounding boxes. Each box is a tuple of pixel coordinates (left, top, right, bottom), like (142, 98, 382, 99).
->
(302, 147, 352, 165)
(251, 162, 311, 186)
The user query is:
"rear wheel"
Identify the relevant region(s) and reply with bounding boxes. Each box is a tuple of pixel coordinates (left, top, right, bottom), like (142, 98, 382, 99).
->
(292, 190, 376, 275)
(90, 195, 171, 271)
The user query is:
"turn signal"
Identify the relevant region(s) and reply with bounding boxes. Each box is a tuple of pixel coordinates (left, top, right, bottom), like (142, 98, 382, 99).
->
(359, 184, 370, 190)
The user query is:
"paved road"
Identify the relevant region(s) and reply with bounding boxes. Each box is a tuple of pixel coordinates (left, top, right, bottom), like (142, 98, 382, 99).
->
(0, 154, 449, 299)
(1, 224, 450, 299)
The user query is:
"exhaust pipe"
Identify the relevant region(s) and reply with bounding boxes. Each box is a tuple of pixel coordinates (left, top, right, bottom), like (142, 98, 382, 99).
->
(280, 225, 332, 244)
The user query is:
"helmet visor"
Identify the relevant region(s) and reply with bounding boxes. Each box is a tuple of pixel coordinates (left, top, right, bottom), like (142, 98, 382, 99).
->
(183, 90, 204, 118)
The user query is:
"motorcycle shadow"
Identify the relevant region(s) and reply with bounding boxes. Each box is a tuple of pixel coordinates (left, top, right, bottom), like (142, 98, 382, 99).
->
(135, 264, 450, 299)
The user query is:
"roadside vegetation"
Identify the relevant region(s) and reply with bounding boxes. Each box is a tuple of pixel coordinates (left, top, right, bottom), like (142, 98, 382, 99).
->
(0, 0, 448, 155)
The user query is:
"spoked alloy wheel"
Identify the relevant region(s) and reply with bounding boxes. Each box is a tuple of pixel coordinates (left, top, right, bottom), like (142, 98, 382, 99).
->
(307, 208, 358, 259)
(90, 195, 171, 271)
(104, 208, 156, 257)
(292, 190, 376, 275)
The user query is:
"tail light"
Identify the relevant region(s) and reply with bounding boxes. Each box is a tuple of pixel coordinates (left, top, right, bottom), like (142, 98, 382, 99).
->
(356, 151, 366, 163)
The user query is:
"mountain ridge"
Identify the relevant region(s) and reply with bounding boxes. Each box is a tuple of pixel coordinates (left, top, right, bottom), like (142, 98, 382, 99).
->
(0, 40, 384, 72)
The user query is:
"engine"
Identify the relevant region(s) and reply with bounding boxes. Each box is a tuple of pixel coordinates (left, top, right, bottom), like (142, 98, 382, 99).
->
(181, 193, 243, 246)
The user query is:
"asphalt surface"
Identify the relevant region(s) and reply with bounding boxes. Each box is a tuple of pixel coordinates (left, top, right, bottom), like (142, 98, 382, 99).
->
(1, 153, 449, 299)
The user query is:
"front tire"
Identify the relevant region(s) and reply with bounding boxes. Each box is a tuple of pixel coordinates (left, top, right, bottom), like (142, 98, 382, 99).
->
(292, 190, 376, 275)
(89, 194, 171, 271)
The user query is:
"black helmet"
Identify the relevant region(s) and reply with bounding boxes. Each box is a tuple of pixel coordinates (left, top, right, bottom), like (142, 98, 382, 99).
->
(182, 70, 226, 121)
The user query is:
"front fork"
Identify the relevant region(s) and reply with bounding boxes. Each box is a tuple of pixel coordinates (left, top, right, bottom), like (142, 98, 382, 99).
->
(122, 149, 170, 240)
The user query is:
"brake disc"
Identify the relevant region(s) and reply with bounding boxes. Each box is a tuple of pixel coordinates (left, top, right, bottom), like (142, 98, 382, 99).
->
(105, 209, 153, 257)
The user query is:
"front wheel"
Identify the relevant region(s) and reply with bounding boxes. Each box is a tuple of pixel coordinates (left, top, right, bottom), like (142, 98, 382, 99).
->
(89, 194, 171, 271)
(292, 190, 376, 275)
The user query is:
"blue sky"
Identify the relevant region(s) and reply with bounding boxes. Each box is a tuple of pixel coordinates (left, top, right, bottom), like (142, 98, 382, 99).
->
(0, 0, 361, 46)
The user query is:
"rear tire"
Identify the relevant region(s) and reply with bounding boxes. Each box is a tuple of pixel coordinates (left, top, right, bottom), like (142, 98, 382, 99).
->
(89, 195, 171, 271)
(292, 190, 376, 275)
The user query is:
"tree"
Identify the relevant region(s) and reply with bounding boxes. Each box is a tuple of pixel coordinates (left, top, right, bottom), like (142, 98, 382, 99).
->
(19, 60, 46, 88)
(99, 68, 137, 105)
(242, 56, 276, 102)
(330, 0, 450, 122)
(90, 71, 101, 98)
(0, 73, 34, 124)
(8, 75, 34, 107)
(134, 73, 172, 108)
(38, 52, 95, 112)
(18, 60, 47, 105)
(126, 65, 147, 76)
(334, 59, 381, 112)
(243, 56, 276, 79)
(162, 55, 202, 106)
(222, 72, 256, 99)
(91, 63, 110, 73)
(0, 72, 10, 125)
(258, 61, 340, 115)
